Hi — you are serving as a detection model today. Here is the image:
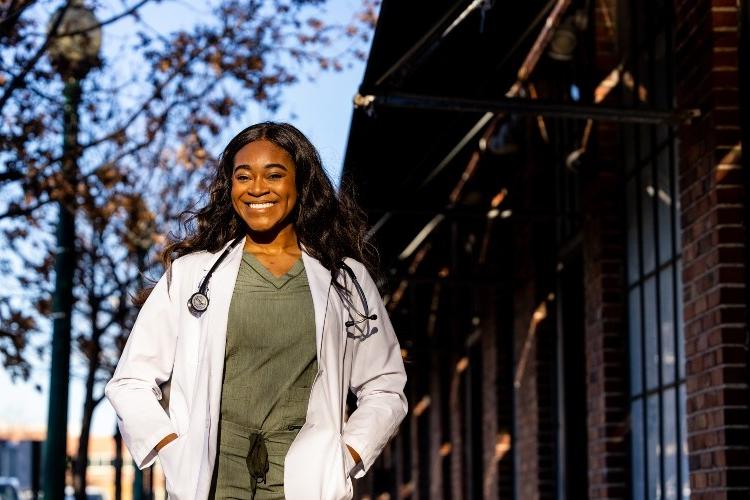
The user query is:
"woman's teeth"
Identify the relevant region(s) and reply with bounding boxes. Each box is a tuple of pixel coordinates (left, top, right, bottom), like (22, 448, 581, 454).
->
(248, 202, 274, 209)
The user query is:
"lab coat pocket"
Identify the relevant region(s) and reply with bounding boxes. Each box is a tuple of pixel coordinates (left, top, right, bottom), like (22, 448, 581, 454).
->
(284, 424, 352, 500)
(335, 437, 355, 500)
(158, 436, 184, 499)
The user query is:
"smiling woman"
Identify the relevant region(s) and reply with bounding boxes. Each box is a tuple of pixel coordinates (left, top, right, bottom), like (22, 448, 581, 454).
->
(105, 122, 408, 500)
(231, 140, 298, 236)
(160, 122, 379, 281)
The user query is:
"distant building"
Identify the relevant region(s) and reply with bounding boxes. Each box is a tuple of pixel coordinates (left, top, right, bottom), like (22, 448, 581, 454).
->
(0, 426, 165, 500)
(0, 439, 40, 494)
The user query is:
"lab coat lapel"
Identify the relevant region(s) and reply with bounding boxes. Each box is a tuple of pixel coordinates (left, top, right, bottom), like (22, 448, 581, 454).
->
(300, 247, 332, 362)
(203, 239, 245, 423)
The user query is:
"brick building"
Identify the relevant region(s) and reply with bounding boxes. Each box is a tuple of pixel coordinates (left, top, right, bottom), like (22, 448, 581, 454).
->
(342, 0, 749, 498)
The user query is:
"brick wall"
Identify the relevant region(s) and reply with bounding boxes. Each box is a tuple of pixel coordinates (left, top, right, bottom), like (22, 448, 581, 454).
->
(513, 279, 543, 500)
(582, 1, 631, 498)
(674, 0, 750, 497)
(581, 165, 630, 500)
(511, 126, 558, 500)
(480, 290, 499, 500)
(512, 286, 557, 500)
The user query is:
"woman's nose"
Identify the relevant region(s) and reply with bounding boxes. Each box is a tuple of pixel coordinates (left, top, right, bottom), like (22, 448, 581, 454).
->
(247, 178, 269, 196)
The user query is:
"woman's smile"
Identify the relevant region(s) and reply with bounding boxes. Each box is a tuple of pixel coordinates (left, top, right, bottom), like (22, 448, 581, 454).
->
(246, 201, 276, 209)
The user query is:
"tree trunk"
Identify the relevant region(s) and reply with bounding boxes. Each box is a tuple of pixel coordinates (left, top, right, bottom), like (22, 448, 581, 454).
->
(74, 345, 101, 500)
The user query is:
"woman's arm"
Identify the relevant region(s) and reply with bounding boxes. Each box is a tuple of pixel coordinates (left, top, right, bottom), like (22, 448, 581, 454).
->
(341, 261, 408, 478)
(104, 267, 181, 469)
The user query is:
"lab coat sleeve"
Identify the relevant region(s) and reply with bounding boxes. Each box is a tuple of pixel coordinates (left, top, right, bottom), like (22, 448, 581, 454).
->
(104, 266, 180, 469)
(341, 261, 408, 478)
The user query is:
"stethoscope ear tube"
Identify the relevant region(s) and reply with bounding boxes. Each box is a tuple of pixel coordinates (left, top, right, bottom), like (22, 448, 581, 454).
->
(338, 261, 378, 338)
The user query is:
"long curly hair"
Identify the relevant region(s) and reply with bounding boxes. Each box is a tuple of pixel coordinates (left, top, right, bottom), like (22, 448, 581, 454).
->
(158, 121, 379, 293)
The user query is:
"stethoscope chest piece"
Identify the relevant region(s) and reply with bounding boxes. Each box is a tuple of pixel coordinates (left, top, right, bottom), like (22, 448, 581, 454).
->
(188, 292, 209, 314)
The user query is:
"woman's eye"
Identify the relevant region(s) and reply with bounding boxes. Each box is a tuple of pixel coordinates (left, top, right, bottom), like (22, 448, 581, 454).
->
(268, 173, 283, 180)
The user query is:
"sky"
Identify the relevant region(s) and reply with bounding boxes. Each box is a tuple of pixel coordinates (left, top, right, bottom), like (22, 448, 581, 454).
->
(0, 0, 370, 438)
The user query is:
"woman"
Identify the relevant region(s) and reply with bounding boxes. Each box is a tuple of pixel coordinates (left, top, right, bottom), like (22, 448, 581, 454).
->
(105, 122, 408, 500)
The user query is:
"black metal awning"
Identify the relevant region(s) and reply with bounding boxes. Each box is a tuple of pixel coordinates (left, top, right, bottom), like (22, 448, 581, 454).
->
(341, 0, 696, 273)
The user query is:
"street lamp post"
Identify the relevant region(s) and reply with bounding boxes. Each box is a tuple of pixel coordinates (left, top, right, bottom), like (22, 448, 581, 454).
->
(44, 2, 101, 500)
(113, 426, 122, 500)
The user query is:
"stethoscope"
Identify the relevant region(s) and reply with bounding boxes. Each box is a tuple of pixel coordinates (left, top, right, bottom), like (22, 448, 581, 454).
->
(187, 235, 245, 314)
(187, 235, 378, 339)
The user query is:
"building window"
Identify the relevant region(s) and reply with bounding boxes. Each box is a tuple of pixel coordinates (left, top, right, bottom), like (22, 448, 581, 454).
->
(625, 125, 688, 499)
(621, 1, 689, 499)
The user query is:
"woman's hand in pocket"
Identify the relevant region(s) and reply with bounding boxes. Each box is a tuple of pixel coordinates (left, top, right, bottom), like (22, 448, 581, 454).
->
(345, 445, 361, 465)
(155, 433, 178, 453)
(344, 444, 361, 478)
(157, 432, 182, 489)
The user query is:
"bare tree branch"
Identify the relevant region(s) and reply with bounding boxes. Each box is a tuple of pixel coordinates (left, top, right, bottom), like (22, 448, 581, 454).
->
(0, 199, 53, 219)
(0, 0, 74, 115)
(0, 0, 37, 42)
(0, 170, 24, 184)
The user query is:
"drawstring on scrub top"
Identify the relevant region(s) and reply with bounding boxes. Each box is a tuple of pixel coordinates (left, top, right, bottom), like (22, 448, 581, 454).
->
(246, 432, 269, 490)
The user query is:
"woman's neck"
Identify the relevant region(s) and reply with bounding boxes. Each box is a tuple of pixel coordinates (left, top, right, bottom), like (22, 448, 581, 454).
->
(243, 223, 299, 255)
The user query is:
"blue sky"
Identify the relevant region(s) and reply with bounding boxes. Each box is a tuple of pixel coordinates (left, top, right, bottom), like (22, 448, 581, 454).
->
(0, 0, 369, 437)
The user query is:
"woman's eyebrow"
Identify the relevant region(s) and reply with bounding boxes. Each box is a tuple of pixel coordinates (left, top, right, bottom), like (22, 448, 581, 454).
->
(233, 163, 288, 172)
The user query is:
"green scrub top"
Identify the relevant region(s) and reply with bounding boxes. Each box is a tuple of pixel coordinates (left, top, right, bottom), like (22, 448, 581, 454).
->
(210, 251, 318, 499)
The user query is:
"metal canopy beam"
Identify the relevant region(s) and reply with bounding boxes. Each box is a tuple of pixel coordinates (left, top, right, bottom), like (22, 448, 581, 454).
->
(389, 275, 511, 287)
(365, 207, 581, 220)
(356, 92, 701, 125)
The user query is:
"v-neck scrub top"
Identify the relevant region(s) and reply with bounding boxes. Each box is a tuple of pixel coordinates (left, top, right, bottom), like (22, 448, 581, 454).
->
(212, 251, 318, 499)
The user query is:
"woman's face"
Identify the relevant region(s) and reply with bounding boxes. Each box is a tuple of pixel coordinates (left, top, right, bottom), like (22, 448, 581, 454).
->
(230, 139, 298, 234)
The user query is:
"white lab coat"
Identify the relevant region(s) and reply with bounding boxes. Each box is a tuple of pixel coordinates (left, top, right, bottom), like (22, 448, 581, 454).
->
(105, 238, 408, 500)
